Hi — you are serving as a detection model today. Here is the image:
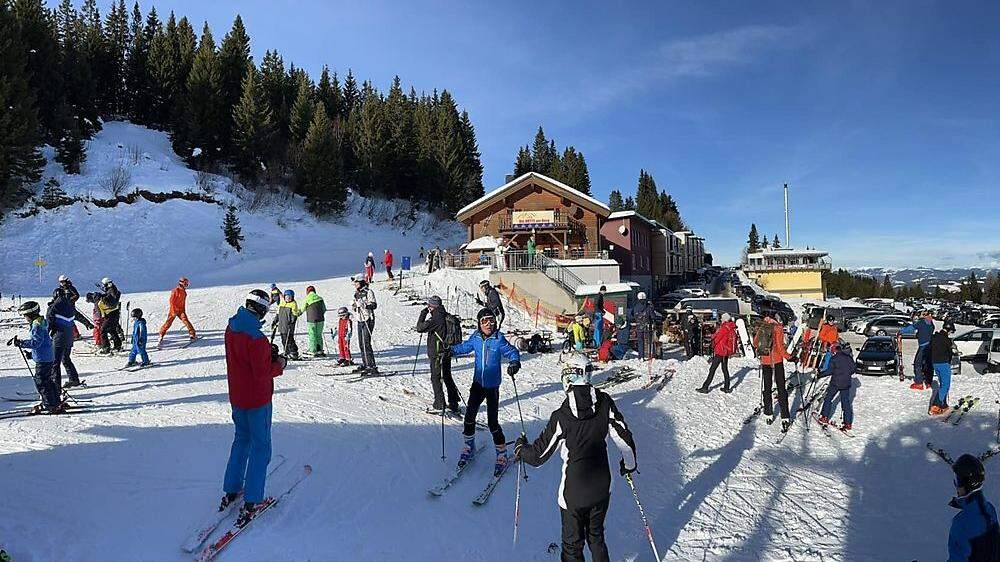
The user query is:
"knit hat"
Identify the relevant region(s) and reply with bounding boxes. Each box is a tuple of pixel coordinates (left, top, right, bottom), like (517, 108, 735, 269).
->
(426, 295, 442, 307)
(306, 285, 316, 294)
(721, 313, 732, 322)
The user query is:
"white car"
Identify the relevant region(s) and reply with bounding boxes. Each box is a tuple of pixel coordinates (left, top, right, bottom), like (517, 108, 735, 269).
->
(990, 332, 1000, 373)
(953, 328, 999, 363)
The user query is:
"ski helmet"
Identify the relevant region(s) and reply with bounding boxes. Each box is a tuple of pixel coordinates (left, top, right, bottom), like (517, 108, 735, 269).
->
(58, 274, 70, 283)
(306, 285, 315, 294)
(18, 301, 40, 316)
(179, 277, 190, 288)
(101, 277, 112, 286)
(283, 289, 295, 299)
(245, 289, 271, 318)
(480, 280, 491, 289)
(560, 353, 592, 391)
(271, 283, 277, 289)
(943, 320, 956, 333)
(953, 453, 986, 493)
(131, 308, 143, 319)
(637, 292, 647, 301)
(337, 306, 349, 316)
(368, 251, 374, 257)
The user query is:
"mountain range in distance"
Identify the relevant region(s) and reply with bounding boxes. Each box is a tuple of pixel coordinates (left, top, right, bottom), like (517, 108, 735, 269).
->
(851, 267, 997, 290)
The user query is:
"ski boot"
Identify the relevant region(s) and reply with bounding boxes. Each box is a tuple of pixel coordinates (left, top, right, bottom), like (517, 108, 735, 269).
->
(63, 379, 84, 389)
(816, 415, 833, 427)
(766, 414, 777, 425)
(457, 435, 476, 469)
(781, 419, 792, 433)
(366, 367, 380, 376)
(426, 405, 445, 415)
(140, 362, 152, 368)
(840, 422, 853, 435)
(314, 351, 326, 357)
(123, 361, 138, 369)
(236, 502, 260, 527)
(219, 492, 240, 512)
(494, 444, 509, 477)
(695, 386, 709, 394)
(721, 387, 733, 394)
(909, 382, 925, 391)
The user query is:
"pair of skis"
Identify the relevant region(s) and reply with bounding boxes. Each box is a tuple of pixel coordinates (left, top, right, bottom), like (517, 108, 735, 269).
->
(182, 458, 311, 561)
(810, 412, 855, 438)
(428, 445, 512, 506)
(942, 396, 979, 426)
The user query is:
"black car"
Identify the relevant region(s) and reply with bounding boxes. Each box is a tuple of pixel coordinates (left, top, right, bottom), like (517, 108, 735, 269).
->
(854, 336, 900, 376)
(752, 296, 797, 324)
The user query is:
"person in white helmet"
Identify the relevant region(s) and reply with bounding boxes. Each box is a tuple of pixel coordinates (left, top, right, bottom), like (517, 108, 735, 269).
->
(515, 352, 637, 562)
(364, 252, 376, 284)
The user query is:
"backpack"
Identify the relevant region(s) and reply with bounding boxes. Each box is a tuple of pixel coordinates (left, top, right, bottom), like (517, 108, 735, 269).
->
(443, 313, 463, 346)
(755, 323, 774, 355)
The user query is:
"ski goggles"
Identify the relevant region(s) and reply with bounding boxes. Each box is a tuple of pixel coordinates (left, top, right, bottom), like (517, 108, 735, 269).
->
(246, 291, 272, 309)
(479, 316, 496, 326)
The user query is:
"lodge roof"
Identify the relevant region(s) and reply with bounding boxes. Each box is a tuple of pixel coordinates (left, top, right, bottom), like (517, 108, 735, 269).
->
(455, 172, 611, 222)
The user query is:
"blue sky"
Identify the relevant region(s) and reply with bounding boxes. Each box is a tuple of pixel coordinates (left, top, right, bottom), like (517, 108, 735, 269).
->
(77, 1, 1000, 268)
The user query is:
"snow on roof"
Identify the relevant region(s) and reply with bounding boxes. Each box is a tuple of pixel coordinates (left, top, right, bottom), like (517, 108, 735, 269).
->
(606, 210, 668, 230)
(463, 235, 498, 251)
(455, 172, 610, 219)
(747, 247, 828, 258)
(552, 258, 619, 267)
(574, 283, 633, 296)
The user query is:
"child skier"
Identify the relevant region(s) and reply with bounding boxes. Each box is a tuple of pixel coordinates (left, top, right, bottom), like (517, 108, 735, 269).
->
(450, 308, 521, 476)
(947, 453, 1000, 561)
(816, 341, 857, 433)
(332, 307, 353, 366)
(514, 352, 638, 562)
(272, 289, 302, 360)
(125, 308, 152, 369)
(568, 315, 586, 351)
(364, 252, 376, 284)
(301, 286, 327, 357)
(269, 284, 281, 305)
(86, 292, 105, 349)
(10, 301, 63, 414)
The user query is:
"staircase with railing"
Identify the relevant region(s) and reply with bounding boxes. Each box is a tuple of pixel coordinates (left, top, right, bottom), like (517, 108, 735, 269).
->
(530, 253, 586, 295)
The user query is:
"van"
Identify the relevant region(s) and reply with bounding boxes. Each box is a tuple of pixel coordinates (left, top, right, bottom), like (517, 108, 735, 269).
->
(990, 332, 1000, 373)
(675, 297, 751, 318)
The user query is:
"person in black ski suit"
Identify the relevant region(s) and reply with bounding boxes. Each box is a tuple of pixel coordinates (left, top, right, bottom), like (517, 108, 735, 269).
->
(97, 277, 124, 352)
(476, 280, 505, 329)
(684, 310, 701, 358)
(515, 353, 637, 562)
(630, 292, 659, 359)
(414, 295, 459, 414)
(947, 453, 1000, 561)
(46, 288, 84, 389)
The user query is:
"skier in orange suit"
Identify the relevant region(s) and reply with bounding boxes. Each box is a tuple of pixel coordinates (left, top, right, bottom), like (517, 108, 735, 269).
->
(158, 277, 197, 347)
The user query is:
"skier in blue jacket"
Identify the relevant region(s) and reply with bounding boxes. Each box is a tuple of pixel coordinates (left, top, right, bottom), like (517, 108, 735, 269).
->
(450, 307, 521, 476)
(125, 308, 151, 368)
(46, 287, 83, 389)
(816, 341, 857, 433)
(947, 453, 1000, 561)
(10, 301, 62, 413)
(900, 311, 935, 390)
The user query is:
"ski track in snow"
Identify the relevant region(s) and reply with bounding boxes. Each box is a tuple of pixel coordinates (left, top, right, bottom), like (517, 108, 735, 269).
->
(2, 268, 997, 561)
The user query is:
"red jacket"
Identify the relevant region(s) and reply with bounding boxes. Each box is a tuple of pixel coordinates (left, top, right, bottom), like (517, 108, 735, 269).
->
(713, 321, 737, 357)
(384, 251, 393, 268)
(754, 319, 790, 366)
(225, 307, 284, 410)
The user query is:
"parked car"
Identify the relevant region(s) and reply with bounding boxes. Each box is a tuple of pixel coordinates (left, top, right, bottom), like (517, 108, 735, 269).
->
(675, 297, 751, 318)
(849, 312, 890, 332)
(989, 333, 1000, 373)
(862, 316, 912, 338)
(751, 296, 796, 324)
(807, 305, 871, 331)
(953, 328, 1000, 363)
(852, 314, 910, 334)
(981, 314, 1000, 328)
(854, 336, 900, 376)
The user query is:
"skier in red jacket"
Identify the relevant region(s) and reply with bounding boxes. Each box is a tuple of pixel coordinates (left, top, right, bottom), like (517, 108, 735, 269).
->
(383, 249, 394, 280)
(220, 289, 286, 525)
(697, 313, 738, 394)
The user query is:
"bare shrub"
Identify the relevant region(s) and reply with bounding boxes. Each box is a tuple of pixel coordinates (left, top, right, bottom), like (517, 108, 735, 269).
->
(196, 171, 214, 194)
(240, 185, 272, 214)
(125, 144, 142, 166)
(102, 164, 132, 197)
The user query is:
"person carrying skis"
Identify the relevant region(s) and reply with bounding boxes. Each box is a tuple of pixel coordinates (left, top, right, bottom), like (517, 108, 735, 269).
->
(946, 453, 1000, 561)
(9, 301, 63, 414)
(124, 308, 151, 369)
(364, 252, 376, 284)
(97, 277, 124, 353)
(514, 352, 637, 562)
(414, 295, 460, 414)
(269, 284, 281, 305)
(46, 287, 83, 389)
(272, 289, 302, 360)
(383, 249, 394, 281)
(901, 310, 936, 390)
(352, 278, 378, 375)
(631, 292, 659, 359)
(816, 341, 857, 433)
(221, 289, 286, 526)
(929, 321, 957, 416)
(451, 308, 521, 476)
(476, 279, 505, 329)
(158, 277, 196, 346)
(332, 307, 353, 366)
(301, 286, 327, 357)
(754, 311, 792, 431)
(697, 313, 737, 394)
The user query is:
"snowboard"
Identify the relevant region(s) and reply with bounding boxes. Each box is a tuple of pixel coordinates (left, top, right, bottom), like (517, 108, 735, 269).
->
(786, 324, 804, 356)
(735, 318, 755, 358)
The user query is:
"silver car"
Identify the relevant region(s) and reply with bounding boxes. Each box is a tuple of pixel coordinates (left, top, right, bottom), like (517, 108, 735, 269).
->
(863, 316, 913, 338)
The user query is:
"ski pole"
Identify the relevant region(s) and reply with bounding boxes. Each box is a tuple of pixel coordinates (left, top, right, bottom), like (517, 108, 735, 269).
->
(513, 457, 523, 546)
(510, 373, 529, 482)
(411, 333, 423, 377)
(625, 473, 660, 561)
(441, 393, 446, 463)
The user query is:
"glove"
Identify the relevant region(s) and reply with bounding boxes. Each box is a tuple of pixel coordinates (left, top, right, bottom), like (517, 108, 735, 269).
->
(619, 458, 637, 477)
(507, 361, 521, 377)
(475, 296, 484, 306)
(513, 434, 528, 460)
(24, 350, 32, 360)
(270, 344, 280, 362)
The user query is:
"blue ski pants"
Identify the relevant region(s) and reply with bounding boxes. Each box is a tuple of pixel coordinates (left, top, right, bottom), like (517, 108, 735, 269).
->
(933, 363, 952, 407)
(224, 403, 273, 504)
(593, 313, 603, 347)
(128, 341, 149, 365)
(820, 383, 854, 425)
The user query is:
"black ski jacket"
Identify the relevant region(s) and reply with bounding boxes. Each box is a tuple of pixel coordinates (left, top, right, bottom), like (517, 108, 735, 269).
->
(931, 331, 955, 364)
(477, 286, 504, 318)
(414, 306, 447, 358)
(518, 385, 637, 510)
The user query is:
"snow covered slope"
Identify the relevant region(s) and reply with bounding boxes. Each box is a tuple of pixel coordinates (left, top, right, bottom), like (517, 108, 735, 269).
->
(2, 267, 998, 561)
(0, 122, 463, 295)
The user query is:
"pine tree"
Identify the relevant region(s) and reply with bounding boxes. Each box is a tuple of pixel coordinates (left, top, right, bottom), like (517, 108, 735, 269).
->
(635, 169, 660, 221)
(966, 272, 983, 303)
(231, 66, 274, 182)
(560, 146, 590, 194)
(531, 127, 552, 175)
(174, 22, 222, 162)
(513, 146, 532, 176)
(608, 190, 624, 211)
(0, 2, 45, 209)
(458, 110, 484, 204)
(433, 90, 470, 213)
(342, 69, 358, 117)
(217, 14, 251, 157)
(297, 109, 346, 215)
(259, 49, 289, 160)
(748, 224, 760, 252)
(348, 83, 388, 196)
(54, 103, 87, 173)
(103, 0, 129, 115)
(881, 275, 893, 298)
(984, 272, 1000, 307)
(657, 190, 684, 231)
(383, 75, 414, 199)
(15, 0, 66, 141)
(288, 77, 315, 144)
(221, 205, 243, 251)
(772, 234, 781, 249)
(316, 66, 343, 120)
(624, 196, 635, 210)
(125, 3, 153, 122)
